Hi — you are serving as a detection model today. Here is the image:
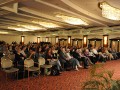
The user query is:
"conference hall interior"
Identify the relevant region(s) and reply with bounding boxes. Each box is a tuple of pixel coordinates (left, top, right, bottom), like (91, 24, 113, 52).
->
(0, 0, 120, 90)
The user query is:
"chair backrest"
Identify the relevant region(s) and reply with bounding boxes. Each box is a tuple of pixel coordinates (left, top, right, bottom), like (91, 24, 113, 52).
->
(1, 56, 10, 63)
(1, 59, 13, 69)
(24, 58, 34, 68)
(38, 57, 45, 66)
(9, 54, 15, 61)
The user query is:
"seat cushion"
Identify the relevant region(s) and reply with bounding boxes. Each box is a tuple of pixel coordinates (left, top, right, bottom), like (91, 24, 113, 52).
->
(27, 67, 40, 71)
(4, 68, 19, 73)
(41, 65, 52, 68)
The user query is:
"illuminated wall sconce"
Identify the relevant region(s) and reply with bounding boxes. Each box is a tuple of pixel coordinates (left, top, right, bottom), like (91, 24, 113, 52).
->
(83, 35, 87, 47)
(76, 40, 79, 46)
(37, 37, 40, 43)
(68, 36, 71, 45)
(112, 41, 115, 47)
(21, 36, 25, 44)
(46, 37, 49, 42)
(55, 36, 59, 44)
(103, 35, 108, 47)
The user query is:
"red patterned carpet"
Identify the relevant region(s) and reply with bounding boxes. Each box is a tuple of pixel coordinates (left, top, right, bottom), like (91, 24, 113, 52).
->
(1, 60, 120, 90)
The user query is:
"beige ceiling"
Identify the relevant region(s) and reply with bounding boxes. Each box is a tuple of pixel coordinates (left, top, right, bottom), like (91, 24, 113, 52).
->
(0, 0, 120, 36)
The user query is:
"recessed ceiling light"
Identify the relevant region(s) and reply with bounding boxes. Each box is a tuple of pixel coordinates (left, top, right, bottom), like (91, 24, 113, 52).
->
(32, 21, 60, 28)
(8, 27, 31, 31)
(56, 14, 88, 25)
(17, 24, 46, 30)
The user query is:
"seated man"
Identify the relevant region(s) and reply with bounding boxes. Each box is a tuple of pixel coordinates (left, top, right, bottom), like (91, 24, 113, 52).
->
(65, 48, 82, 71)
(58, 47, 67, 68)
(72, 49, 88, 69)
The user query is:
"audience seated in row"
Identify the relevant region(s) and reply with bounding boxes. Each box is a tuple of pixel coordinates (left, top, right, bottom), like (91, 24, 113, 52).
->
(0, 42, 120, 77)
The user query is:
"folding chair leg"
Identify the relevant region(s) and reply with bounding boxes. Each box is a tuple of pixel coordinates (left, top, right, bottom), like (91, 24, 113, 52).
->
(6, 73, 7, 81)
(23, 70, 25, 78)
(16, 71, 18, 80)
(28, 70, 29, 80)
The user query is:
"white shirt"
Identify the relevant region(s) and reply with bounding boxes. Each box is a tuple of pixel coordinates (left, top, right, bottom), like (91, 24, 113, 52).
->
(92, 49, 98, 54)
(20, 50, 26, 57)
(66, 53, 72, 60)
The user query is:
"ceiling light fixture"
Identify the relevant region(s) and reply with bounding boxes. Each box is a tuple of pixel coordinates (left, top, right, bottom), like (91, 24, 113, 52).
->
(32, 21, 60, 28)
(56, 14, 88, 25)
(8, 27, 32, 31)
(17, 24, 46, 30)
(0, 31, 8, 34)
(99, 2, 120, 20)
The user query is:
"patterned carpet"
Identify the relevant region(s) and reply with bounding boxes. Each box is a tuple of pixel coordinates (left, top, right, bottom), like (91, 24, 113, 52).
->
(1, 60, 120, 90)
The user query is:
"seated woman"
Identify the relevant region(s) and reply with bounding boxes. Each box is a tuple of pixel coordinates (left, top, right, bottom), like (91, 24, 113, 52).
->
(45, 48, 61, 71)
(65, 48, 81, 71)
(89, 49, 97, 64)
(51, 46, 58, 59)
(108, 48, 118, 60)
(104, 48, 114, 60)
(83, 48, 94, 65)
(73, 48, 88, 69)
(58, 47, 67, 68)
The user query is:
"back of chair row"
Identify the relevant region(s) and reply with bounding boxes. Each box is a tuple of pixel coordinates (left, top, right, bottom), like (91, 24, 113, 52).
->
(38, 57, 45, 66)
(24, 57, 45, 68)
(1, 57, 13, 69)
(24, 58, 34, 68)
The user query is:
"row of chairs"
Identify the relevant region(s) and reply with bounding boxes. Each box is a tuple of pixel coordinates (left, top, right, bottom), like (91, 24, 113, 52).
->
(1, 55, 52, 80)
(1, 56, 19, 80)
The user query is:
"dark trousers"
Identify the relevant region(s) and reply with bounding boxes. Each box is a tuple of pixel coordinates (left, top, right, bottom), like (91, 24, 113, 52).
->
(89, 56, 96, 64)
(79, 57, 88, 68)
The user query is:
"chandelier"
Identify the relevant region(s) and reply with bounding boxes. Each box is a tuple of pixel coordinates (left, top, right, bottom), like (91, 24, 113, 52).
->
(32, 21, 60, 28)
(99, 2, 120, 20)
(56, 14, 88, 25)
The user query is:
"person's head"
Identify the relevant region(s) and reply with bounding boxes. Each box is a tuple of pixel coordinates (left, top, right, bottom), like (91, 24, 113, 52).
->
(17, 48, 21, 53)
(66, 48, 70, 53)
(75, 48, 79, 53)
(29, 48, 35, 54)
(85, 49, 89, 53)
(78, 49, 82, 53)
(51, 46, 55, 50)
(94, 47, 98, 50)
(48, 48, 52, 53)
(61, 47, 66, 52)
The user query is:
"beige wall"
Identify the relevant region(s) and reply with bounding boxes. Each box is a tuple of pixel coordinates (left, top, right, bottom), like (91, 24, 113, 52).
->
(0, 34, 37, 44)
(0, 34, 119, 46)
(0, 34, 21, 44)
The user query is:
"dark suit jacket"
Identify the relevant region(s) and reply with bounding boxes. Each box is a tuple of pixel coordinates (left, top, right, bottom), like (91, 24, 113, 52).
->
(58, 51, 66, 63)
(72, 52, 80, 60)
